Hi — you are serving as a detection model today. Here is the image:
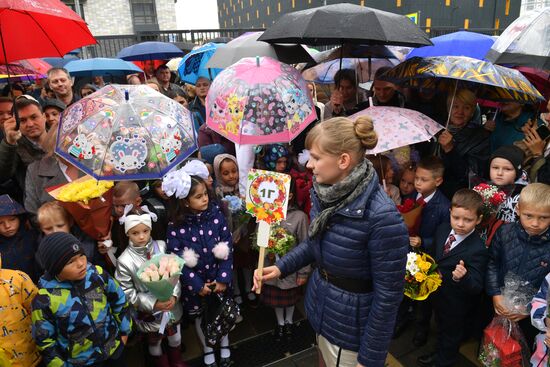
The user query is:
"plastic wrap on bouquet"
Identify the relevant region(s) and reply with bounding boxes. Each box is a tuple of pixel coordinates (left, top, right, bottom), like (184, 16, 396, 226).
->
(404, 251, 441, 300)
(137, 254, 185, 302)
(397, 198, 423, 236)
(479, 315, 530, 367)
(501, 273, 537, 315)
(46, 176, 114, 240)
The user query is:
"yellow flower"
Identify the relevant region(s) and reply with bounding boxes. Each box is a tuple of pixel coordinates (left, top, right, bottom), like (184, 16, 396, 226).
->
(58, 179, 114, 204)
(414, 272, 427, 282)
(418, 260, 431, 273)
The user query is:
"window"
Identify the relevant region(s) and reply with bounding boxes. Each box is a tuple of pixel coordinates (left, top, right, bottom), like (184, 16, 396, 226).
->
(131, 0, 157, 25)
(61, 0, 85, 19)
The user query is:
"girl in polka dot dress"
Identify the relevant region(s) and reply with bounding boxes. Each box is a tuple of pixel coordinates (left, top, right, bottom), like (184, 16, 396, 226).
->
(163, 168, 233, 367)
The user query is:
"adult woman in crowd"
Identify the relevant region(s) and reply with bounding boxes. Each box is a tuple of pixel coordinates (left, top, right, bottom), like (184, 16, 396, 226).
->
(438, 89, 491, 197)
(254, 116, 409, 367)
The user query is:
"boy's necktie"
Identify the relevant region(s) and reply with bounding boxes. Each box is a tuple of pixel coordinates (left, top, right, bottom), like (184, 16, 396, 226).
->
(416, 196, 426, 207)
(443, 234, 456, 255)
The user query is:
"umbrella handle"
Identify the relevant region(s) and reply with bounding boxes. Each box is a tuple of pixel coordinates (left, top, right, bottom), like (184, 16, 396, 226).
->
(445, 80, 459, 129)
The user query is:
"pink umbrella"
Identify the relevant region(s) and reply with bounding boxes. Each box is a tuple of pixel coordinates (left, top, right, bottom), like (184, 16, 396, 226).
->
(350, 105, 444, 155)
(15, 58, 52, 76)
(206, 56, 317, 144)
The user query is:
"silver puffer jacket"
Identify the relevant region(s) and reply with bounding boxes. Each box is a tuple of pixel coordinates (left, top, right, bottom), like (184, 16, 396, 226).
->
(115, 240, 183, 333)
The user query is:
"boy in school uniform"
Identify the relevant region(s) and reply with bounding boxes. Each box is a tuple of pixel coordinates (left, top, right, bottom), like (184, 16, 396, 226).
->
(409, 156, 451, 346)
(418, 189, 489, 367)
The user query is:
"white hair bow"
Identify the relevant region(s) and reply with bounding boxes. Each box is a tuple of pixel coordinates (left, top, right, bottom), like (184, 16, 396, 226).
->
(119, 204, 158, 225)
(182, 160, 210, 180)
(162, 168, 192, 199)
(298, 149, 310, 166)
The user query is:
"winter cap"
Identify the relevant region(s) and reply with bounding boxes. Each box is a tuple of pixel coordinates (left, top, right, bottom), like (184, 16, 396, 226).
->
(490, 145, 525, 179)
(38, 232, 84, 276)
(0, 194, 26, 217)
(42, 98, 66, 112)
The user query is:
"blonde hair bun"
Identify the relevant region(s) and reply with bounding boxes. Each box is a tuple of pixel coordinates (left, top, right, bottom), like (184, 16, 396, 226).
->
(353, 116, 378, 150)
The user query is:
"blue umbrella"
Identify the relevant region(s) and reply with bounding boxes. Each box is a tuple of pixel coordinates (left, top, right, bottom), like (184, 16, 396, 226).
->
(406, 31, 495, 60)
(43, 54, 79, 68)
(177, 43, 222, 85)
(64, 58, 143, 77)
(117, 41, 184, 61)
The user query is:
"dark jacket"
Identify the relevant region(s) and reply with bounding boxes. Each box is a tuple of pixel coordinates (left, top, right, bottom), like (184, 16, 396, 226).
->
(486, 222, 550, 296)
(431, 223, 489, 316)
(440, 123, 491, 197)
(31, 264, 132, 366)
(418, 190, 450, 253)
(198, 124, 236, 156)
(276, 174, 409, 367)
(0, 137, 45, 198)
(189, 96, 206, 135)
(0, 225, 40, 281)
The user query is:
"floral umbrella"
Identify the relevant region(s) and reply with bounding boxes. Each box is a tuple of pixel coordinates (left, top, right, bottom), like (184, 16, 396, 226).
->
(206, 56, 317, 145)
(350, 106, 444, 154)
(56, 84, 197, 181)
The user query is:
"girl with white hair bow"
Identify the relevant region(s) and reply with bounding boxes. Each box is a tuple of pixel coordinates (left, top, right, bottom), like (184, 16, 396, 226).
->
(114, 205, 187, 367)
(162, 165, 234, 367)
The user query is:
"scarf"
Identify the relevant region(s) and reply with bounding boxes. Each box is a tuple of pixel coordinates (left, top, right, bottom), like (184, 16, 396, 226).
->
(309, 159, 374, 238)
(213, 153, 240, 196)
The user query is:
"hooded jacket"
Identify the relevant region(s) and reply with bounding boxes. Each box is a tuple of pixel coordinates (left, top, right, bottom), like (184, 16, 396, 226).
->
(31, 264, 132, 367)
(275, 176, 409, 367)
(115, 239, 183, 333)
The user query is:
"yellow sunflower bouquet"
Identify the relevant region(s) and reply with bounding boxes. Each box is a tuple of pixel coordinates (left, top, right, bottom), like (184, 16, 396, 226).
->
(404, 251, 442, 300)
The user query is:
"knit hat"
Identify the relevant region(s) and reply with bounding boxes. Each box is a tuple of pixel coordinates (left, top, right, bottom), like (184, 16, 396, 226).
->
(38, 232, 85, 276)
(262, 144, 290, 172)
(490, 145, 525, 179)
(0, 195, 26, 216)
(42, 98, 66, 112)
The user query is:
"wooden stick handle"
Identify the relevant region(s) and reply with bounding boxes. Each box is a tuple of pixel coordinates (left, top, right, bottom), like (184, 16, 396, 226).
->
(255, 247, 266, 294)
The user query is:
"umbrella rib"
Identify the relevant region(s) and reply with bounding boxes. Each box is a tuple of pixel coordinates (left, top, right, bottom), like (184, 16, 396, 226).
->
(25, 11, 65, 57)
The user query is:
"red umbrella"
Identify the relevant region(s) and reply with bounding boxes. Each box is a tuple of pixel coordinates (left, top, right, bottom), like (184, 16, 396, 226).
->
(0, 0, 96, 63)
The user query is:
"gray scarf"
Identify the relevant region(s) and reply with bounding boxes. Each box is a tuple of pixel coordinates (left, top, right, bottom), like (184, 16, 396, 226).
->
(309, 159, 374, 238)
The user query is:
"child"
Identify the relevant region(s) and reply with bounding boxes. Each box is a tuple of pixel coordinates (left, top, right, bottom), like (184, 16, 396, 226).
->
(32, 232, 132, 366)
(399, 162, 416, 203)
(260, 181, 310, 341)
(489, 145, 526, 223)
(417, 189, 488, 367)
(486, 183, 550, 349)
(410, 156, 450, 347)
(163, 169, 233, 367)
(115, 207, 186, 367)
(0, 194, 39, 281)
(214, 153, 256, 307)
(367, 154, 401, 205)
(0, 266, 41, 367)
(37, 201, 106, 268)
(530, 272, 550, 367)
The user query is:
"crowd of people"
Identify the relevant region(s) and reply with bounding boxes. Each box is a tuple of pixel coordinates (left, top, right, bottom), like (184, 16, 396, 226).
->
(0, 56, 549, 367)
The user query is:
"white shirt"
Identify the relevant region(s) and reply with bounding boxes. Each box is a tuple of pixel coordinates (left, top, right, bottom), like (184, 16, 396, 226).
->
(416, 191, 436, 203)
(447, 229, 475, 252)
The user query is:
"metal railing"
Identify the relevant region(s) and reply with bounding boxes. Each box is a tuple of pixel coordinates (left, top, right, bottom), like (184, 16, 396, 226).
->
(86, 27, 502, 58)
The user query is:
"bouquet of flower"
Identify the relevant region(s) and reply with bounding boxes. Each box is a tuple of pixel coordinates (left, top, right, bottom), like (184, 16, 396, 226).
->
(47, 176, 114, 240)
(137, 254, 185, 302)
(221, 195, 251, 238)
(473, 183, 507, 220)
(404, 251, 442, 300)
(479, 315, 530, 367)
(398, 198, 423, 236)
(251, 225, 296, 259)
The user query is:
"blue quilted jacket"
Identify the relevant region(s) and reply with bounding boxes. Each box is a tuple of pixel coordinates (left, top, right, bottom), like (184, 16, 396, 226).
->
(276, 174, 409, 367)
(486, 222, 550, 296)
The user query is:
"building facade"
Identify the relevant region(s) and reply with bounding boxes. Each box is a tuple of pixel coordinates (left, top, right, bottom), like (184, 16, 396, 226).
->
(62, 0, 177, 36)
(217, 0, 521, 33)
(520, 0, 550, 13)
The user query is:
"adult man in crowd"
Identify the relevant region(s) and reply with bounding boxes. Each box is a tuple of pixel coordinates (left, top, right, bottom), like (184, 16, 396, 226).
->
(0, 96, 48, 199)
(189, 76, 210, 135)
(42, 99, 66, 129)
(0, 96, 13, 139)
(155, 65, 184, 96)
(47, 67, 79, 106)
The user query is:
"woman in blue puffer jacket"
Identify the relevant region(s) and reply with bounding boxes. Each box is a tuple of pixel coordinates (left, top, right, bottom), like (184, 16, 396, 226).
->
(254, 116, 409, 367)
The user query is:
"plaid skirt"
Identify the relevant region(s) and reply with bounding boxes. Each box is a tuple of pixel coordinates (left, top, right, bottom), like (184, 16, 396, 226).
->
(260, 284, 301, 308)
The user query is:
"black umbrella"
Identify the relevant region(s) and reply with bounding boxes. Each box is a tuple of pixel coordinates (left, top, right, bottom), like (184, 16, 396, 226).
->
(206, 32, 314, 69)
(258, 3, 432, 47)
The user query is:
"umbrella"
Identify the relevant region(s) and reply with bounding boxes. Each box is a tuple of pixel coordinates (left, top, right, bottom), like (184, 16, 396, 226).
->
(258, 3, 431, 47)
(515, 66, 550, 100)
(166, 57, 182, 72)
(314, 44, 410, 63)
(0, 0, 96, 64)
(302, 58, 397, 84)
(206, 31, 315, 69)
(56, 84, 197, 181)
(43, 54, 80, 68)
(0, 64, 44, 81)
(383, 56, 544, 105)
(350, 106, 444, 155)
(177, 43, 222, 85)
(485, 7, 550, 70)
(64, 58, 143, 77)
(117, 41, 184, 61)
(206, 56, 317, 145)
(15, 58, 52, 75)
(406, 31, 495, 60)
